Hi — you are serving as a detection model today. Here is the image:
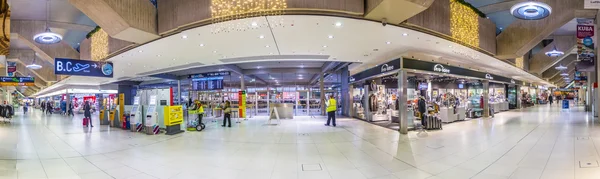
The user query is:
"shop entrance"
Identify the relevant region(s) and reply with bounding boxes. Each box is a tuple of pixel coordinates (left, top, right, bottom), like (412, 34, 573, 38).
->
(296, 90, 309, 116)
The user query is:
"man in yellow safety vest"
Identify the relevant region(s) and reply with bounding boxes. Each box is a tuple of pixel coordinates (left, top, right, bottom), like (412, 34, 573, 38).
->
(325, 95, 337, 127)
(194, 100, 204, 124)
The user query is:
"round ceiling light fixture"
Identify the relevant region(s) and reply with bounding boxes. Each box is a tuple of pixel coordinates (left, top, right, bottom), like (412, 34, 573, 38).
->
(510, 1, 552, 20)
(33, 29, 63, 44)
(34, 0, 62, 44)
(555, 64, 568, 70)
(26, 58, 42, 70)
(545, 46, 564, 57)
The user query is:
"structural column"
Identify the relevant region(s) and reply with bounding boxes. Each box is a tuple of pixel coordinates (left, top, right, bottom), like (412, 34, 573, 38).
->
(320, 73, 325, 116)
(483, 81, 490, 117)
(340, 67, 349, 116)
(586, 72, 592, 111)
(177, 80, 182, 105)
(516, 85, 522, 109)
(240, 75, 246, 91)
(397, 70, 408, 134)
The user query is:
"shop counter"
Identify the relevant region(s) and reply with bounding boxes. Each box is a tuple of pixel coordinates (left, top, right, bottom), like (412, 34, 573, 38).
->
(457, 106, 466, 121)
(439, 107, 458, 123)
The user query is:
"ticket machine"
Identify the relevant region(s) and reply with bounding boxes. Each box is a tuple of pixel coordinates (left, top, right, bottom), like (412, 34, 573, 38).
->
(130, 96, 143, 132)
(145, 95, 160, 135)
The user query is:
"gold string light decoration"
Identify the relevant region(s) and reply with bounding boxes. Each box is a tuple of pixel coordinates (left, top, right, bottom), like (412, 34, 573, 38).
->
(450, 0, 479, 48)
(91, 29, 108, 61)
(210, 0, 287, 33)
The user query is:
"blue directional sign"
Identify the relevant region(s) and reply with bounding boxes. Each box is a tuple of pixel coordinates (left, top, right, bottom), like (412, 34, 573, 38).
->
(54, 58, 113, 78)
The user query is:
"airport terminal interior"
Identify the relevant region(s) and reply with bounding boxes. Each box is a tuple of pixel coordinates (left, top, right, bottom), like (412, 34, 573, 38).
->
(2, 0, 600, 179)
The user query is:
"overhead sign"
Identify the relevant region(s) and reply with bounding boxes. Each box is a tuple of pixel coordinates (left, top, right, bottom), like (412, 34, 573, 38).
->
(188, 71, 230, 79)
(485, 74, 494, 80)
(54, 58, 114, 78)
(585, 0, 600, 9)
(0, 77, 35, 86)
(349, 59, 400, 83)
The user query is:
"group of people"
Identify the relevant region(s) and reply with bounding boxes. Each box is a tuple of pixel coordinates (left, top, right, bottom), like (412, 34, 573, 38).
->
(39, 100, 74, 116)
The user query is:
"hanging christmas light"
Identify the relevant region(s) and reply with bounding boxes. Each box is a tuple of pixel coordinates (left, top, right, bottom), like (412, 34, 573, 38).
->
(510, 1, 552, 20)
(545, 46, 564, 57)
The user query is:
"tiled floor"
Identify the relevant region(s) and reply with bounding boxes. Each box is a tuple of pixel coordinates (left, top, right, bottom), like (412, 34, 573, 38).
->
(0, 104, 598, 179)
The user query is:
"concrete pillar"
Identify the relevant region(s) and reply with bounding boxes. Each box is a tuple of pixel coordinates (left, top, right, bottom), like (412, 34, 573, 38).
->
(516, 85, 522, 109)
(240, 75, 245, 91)
(177, 80, 181, 105)
(340, 66, 349, 116)
(483, 81, 490, 117)
(66, 90, 70, 113)
(117, 85, 134, 105)
(397, 70, 408, 134)
(320, 73, 325, 116)
(349, 84, 354, 117)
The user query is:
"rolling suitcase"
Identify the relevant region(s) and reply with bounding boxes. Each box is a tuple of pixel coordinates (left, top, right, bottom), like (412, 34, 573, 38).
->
(83, 118, 89, 126)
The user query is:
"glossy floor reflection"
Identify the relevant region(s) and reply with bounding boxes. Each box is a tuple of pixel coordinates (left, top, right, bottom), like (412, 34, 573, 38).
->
(0, 104, 598, 179)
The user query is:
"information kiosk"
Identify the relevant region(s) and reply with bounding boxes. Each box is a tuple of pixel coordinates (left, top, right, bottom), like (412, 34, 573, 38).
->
(130, 96, 143, 132)
(145, 95, 160, 135)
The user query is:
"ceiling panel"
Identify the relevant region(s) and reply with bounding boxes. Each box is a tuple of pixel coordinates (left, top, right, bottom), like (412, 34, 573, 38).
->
(236, 61, 324, 69)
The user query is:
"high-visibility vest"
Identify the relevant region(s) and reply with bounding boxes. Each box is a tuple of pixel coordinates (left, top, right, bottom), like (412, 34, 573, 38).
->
(326, 99, 337, 112)
(197, 105, 204, 113)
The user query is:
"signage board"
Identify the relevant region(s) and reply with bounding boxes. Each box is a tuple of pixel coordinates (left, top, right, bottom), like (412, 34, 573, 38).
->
(192, 77, 224, 91)
(576, 19, 596, 63)
(163, 105, 183, 126)
(349, 59, 401, 83)
(238, 91, 246, 118)
(188, 71, 231, 78)
(54, 58, 114, 78)
(402, 58, 520, 85)
(6, 61, 16, 77)
(0, 77, 35, 86)
(585, 0, 600, 9)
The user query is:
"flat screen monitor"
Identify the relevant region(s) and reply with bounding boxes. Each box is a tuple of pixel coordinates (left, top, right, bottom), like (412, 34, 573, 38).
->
(458, 84, 464, 89)
(418, 83, 428, 90)
(192, 77, 224, 91)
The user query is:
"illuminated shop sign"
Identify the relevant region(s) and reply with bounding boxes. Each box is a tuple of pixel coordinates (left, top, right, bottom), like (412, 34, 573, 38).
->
(433, 64, 450, 73)
(0, 77, 35, 86)
(54, 58, 113, 78)
(349, 59, 400, 83)
(403, 58, 521, 85)
(188, 71, 231, 78)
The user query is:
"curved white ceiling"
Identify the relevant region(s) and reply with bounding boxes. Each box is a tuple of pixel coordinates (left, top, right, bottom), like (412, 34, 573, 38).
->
(36, 15, 553, 96)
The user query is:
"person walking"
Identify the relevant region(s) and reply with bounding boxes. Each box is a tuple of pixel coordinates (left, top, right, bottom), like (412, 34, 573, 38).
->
(195, 100, 204, 125)
(418, 96, 427, 126)
(221, 101, 232, 127)
(549, 95, 553, 105)
(324, 95, 337, 127)
(84, 101, 93, 127)
(68, 102, 74, 116)
(41, 101, 45, 112)
(46, 101, 53, 115)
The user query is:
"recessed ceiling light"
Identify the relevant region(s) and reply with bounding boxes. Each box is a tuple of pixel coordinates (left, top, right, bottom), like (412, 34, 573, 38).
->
(251, 22, 258, 27)
(259, 35, 265, 39)
(323, 45, 328, 48)
(269, 52, 273, 55)
(334, 22, 342, 27)
(156, 54, 161, 57)
(139, 50, 143, 53)
(223, 56, 227, 58)
(213, 51, 217, 53)
(182, 35, 188, 39)
(386, 41, 391, 44)
(128, 63, 131, 66)
(402, 33, 408, 36)
(449, 45, 453, 48)
(265, 45, 270, 48)
(172, 58, 176, 61)
(257, 66, 261, 69)
(319, 52, 323, 55)
(328, 35, 334, 39)
(200, 44, 204, 47)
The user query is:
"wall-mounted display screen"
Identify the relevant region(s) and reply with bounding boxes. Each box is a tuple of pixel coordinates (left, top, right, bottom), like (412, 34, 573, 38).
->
(192, 77, 224, 91)
(418, 83, 428, 90)
(458, 84, 464, 89)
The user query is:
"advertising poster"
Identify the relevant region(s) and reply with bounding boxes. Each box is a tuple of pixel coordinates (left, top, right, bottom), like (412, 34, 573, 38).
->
(238, 91, 246, 118)
(577, 19, 596, 70)
(6, 61, 15, 77)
